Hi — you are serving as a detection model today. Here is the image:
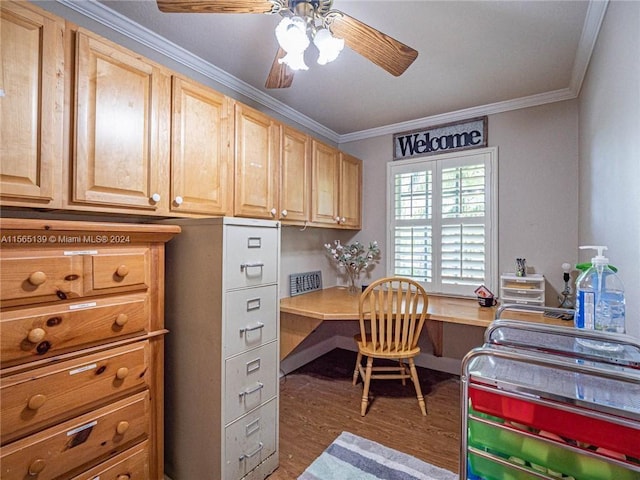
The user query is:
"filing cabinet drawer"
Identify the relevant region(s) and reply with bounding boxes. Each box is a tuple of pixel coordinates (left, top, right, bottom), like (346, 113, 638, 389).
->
(0, 251, 84, 307)
(225, 341, 278, 424)
(225, 397, 277, 480)
(1, 341, 150, 444)
(1, 293, 150, 367)
(225, 225, 278, 290)
(0, 390, 149, 480)
(86, 248, 150, 295)
(69, 440, 149, 480)
(225, 285, 277, 357)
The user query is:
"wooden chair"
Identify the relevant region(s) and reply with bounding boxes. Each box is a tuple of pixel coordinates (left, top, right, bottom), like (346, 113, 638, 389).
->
(352, 276, 429, 416)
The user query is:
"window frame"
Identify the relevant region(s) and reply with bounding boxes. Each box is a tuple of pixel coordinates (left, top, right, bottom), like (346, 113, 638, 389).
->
(386, 146, 499, 297)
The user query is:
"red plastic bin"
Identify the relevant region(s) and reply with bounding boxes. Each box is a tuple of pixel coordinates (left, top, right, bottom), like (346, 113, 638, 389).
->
(469, 385, 640, 459)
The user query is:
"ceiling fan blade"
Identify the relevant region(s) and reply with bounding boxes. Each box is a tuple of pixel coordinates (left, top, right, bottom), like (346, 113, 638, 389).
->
(265, 48, 295, 89)
(326, 10, 418, 77)
(157, 0, 279, 14)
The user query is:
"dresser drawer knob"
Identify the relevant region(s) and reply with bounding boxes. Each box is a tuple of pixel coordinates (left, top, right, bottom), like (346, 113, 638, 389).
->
(28, 271, 47, 286)
(114, 313, 129, 327)
(28, 458, 46, 476)
(27, 394, 47, 410)
(27, 328, 46, 344)
(116, 367, 129, 380)
(116, 420, 129, 435)
(116, 265, 130, 278)
(116, 475, 131, 480)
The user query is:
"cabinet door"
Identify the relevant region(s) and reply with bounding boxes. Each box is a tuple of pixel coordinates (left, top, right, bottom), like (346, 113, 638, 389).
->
(0, 2, 63, 208)
(338, 153, 362, 229)
(311, 140, 340, 225)
(171, 77, 232, 215)
(73, 30, 169, 212)
(234, 103, 280, 219)
(280, 126, 311, 223)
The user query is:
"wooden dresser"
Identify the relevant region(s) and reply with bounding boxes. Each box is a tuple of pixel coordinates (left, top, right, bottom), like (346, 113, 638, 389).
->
(161, 217, 280, 480)
(0, 218, 179, 480)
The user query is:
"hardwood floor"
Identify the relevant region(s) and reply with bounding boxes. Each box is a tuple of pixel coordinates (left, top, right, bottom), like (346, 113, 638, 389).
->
(268, 348, 462, 479)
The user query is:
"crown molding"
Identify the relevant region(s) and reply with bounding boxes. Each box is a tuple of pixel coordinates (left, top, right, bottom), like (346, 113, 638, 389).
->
(55, 0, 340, 143)
(55, 0, 605, 146)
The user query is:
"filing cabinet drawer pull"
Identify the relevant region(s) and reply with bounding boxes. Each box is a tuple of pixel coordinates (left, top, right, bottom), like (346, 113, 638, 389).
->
(246, 298, 261, 311)
(247, 237, 262, 248)
(27, 394, 47, 410)
(28, 271, 47, 286)
(246, 358, 261, 373)
(28, 458, 46, 476)
(240, 262, 264, 272)
(240, 322, 264, 334)
(245, 417, 261, 436)
(238, 382, 264, 399)
(27, 327, 46, 344)
(239, 442, 263, 461)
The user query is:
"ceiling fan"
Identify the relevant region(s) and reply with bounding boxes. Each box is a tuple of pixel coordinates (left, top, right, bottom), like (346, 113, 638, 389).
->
(156, 0, 419, 89)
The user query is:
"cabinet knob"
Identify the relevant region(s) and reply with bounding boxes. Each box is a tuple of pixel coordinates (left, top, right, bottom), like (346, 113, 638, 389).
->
(341, 217, 346, 223)
(116, 475, 131, 480)
(174, 196, 184, 206)
(281, 209, 288, 217)
(115, 265, 129, 278)
(27, 328, 46, 344)
(334, 216, 341, 223)
(150, 193, 161, 203)
(114, 313, 129, 327)
(116, 420, 129, 435)
(28, 271, 47, 286)
(27, 394, 47, 410)
(270, 208, 277, 217)
(116, 367, 129, 380)
(28, 458, 46, 476)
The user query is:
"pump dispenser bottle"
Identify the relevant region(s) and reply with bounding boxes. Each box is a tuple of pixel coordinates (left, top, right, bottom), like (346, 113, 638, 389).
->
(574, 246, 626, 351)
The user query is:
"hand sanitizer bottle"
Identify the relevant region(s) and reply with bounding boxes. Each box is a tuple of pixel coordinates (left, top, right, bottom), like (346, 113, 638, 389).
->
(574, 246, 626, 351)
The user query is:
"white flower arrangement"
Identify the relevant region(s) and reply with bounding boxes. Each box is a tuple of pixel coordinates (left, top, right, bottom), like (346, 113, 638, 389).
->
(324, 240, 381, 292)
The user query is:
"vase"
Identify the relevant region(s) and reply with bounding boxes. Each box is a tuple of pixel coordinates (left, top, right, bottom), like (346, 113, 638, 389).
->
(346, 269, 361, 295)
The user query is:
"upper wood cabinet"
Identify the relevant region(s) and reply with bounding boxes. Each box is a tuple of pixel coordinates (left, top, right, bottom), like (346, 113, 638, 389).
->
(72, 29, 170, 213)
(170, 76, 233, 216)
(311, 141, 362, 229)
(234, 103, 280, 219)
(280, 126, 311, 223)
(0, 2, 64, 208)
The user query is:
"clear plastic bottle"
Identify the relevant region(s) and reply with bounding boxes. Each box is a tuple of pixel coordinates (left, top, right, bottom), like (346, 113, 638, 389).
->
(574, 246, 625, 351)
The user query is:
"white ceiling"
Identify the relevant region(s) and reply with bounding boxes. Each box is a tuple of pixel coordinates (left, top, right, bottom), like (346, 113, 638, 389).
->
(55, 0, 605, 142)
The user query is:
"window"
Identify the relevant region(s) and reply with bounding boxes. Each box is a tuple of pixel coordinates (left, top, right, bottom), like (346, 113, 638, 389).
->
(387, 147, 497, 296)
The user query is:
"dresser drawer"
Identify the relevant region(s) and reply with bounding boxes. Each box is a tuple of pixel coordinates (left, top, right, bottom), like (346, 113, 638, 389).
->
(225, 341, 278, 424)
(225, 226, 278, 289)
(1, 293, 150, 367)
(1, 341, 150, 444)
(68, 440, 149, 480)
(225, 397, 277, 480)
(0, 390, 149, 480)
(0, 250, 84, 307)
(85, 248, 150, 295)
(225, 285, 277, 357)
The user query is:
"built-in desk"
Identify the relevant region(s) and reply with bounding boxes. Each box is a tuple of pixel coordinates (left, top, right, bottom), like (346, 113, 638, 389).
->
(279, 286, 569, 360)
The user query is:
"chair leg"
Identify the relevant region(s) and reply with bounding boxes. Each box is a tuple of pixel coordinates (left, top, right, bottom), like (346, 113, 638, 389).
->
(361, 356, 373, 416)
(409, 358, 427, 416)
(353, 351, 362, 385)
(398, 359, 407, 386)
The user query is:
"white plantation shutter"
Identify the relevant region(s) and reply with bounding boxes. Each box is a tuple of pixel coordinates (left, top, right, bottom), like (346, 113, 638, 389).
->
(388, 148, 497, 296)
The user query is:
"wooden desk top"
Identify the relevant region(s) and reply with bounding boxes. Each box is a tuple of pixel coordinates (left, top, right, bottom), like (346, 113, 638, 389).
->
(280, 286, 570, 329)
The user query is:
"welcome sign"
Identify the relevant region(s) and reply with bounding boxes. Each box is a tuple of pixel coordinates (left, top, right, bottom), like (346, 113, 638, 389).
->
(393, 116, 487, 160)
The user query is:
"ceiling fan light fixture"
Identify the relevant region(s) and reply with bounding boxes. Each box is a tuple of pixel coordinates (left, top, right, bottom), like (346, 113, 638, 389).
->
(275, 16, 310, 70)
(313, 27, 344, 65)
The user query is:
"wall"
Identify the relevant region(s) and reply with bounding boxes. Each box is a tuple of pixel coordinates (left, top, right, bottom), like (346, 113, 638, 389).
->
(578, 0, 640, 339)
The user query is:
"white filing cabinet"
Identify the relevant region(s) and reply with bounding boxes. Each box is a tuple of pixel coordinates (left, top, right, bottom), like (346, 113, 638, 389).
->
(500, 273, 545, 306)
(162, 217, 280, 480)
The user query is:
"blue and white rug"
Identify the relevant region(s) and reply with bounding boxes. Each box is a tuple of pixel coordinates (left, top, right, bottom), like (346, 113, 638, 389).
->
(299, 431, 459, 480)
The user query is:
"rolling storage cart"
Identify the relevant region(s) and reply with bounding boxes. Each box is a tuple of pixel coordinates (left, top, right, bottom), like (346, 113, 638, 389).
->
(461, 307, 640, 480)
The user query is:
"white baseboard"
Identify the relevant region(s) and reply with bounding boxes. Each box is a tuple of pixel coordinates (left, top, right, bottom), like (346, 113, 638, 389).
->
(280, 334, 462, 376)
